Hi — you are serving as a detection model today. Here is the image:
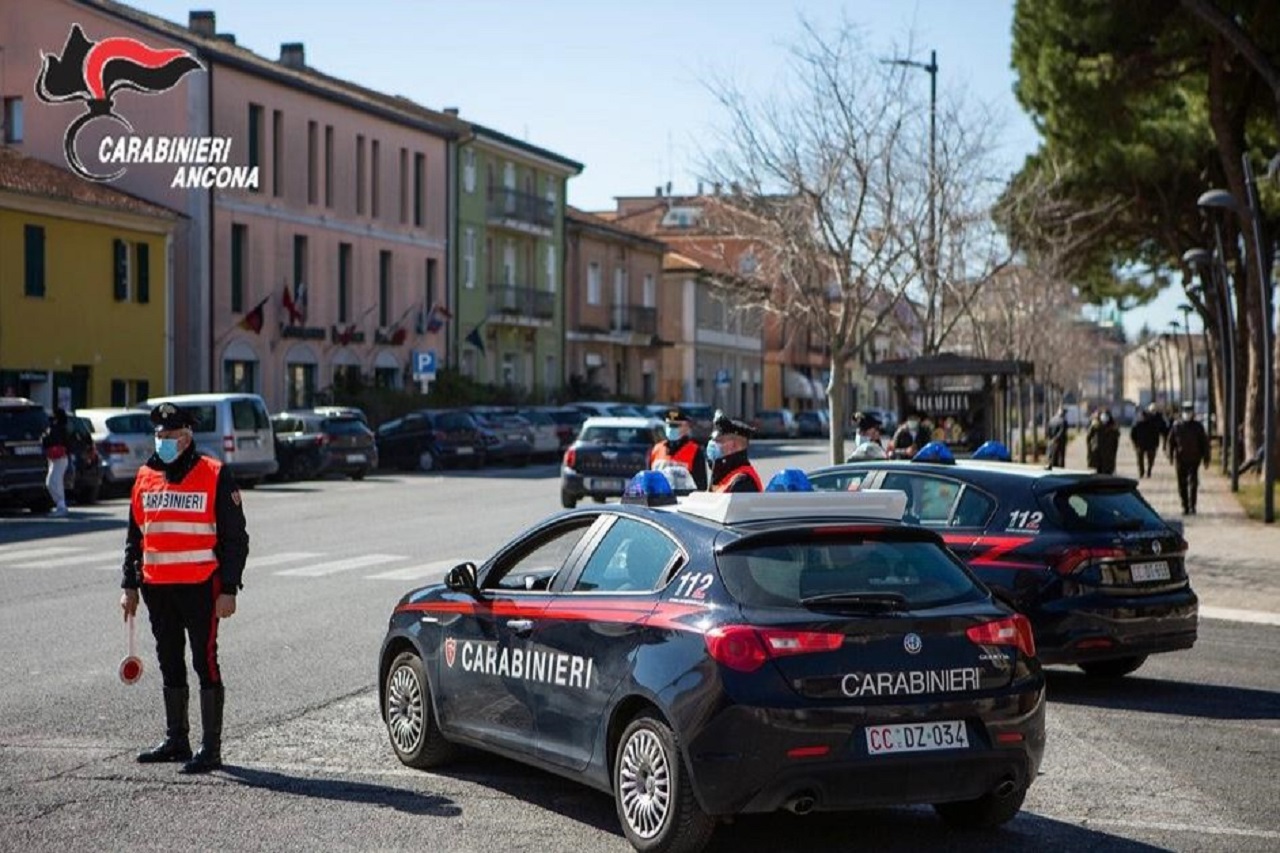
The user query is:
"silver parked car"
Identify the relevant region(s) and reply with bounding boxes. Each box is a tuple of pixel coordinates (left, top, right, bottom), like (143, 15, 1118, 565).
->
(77, 407, 155, 492)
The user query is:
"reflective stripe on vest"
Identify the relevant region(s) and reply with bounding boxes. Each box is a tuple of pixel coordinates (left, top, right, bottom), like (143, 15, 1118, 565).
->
(133, 457, 222, 584)
(712, 463, 763, 493)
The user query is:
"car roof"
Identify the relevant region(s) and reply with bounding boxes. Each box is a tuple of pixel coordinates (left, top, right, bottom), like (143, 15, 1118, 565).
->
(810, 459, 1129, 489)
(579, 416, 661, 428)
(76, 407, 141, 417)
(0, 397, 41, 408)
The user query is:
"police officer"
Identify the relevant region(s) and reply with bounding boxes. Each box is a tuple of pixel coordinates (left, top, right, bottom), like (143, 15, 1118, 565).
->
(119, 403, 250, 773)
(649, 407, 708, 491)
(1167, 401, 1210, 514)
(707, 411, 763, 492)
(847, 412, 885, 462)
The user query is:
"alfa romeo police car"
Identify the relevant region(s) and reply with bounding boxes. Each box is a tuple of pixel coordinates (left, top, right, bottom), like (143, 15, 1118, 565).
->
(379, 472, 1045, 853)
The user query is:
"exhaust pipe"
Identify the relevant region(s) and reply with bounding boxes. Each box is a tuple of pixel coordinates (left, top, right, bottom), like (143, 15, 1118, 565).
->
(784, 791, 817, 815)
(992, 777, 1018, 798)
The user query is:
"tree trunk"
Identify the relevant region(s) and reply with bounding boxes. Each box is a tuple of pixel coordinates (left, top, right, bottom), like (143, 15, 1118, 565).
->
(826, 353, 850, 464)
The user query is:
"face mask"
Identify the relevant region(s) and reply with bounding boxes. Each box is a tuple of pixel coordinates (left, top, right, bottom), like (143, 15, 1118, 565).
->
(155, 437, 181, 464)
(706, 441, 725, 462)
(664, 425, 682, 442)
(1100, 414, 1111, 424)
(907, 420, 920, 431)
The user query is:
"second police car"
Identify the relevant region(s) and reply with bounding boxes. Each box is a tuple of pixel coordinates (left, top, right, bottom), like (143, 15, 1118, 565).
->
(379, 472, 1045, 853)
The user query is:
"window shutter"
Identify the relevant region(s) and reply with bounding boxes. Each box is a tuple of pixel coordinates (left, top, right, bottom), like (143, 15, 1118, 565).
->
(135, 243, 150, 304)
(113, 239, 128, 301)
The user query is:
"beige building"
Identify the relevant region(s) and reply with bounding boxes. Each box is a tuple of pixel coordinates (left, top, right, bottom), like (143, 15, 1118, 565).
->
(1124, 332, 1210, 414)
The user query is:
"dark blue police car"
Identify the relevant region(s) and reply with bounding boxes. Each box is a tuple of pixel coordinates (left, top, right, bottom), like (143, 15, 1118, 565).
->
(379, 473, 1045, 852)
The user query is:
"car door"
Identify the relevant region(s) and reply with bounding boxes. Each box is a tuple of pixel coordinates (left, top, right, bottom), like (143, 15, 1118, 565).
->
(879, 471, 996, 563)
(531, 515, 685, 772)
(432, 515, 602, 756)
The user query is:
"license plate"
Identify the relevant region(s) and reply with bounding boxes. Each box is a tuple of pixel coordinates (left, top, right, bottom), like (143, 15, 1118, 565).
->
(1130, 561, 1171, 582)
(586, 478, 624, 492)
(865, 720, 969, 756)
(507, 434, 524, 442)
(13, 445, 42, 456)
(346, 453, 366, 464)
(455, 447, 473, 456)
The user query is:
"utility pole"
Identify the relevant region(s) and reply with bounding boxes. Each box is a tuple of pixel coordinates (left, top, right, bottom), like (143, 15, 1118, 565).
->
(883, 50, 939, 305)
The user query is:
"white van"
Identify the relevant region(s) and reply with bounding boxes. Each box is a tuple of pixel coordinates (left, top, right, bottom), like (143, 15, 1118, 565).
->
(142, 393, 278, 483)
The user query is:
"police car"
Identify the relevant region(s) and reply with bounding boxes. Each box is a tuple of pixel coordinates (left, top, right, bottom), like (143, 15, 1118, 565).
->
(379, 471, 1045, 852)
(807, 442, 1198, 678)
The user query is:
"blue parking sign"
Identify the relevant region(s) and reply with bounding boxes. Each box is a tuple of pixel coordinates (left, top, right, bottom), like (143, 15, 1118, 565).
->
(412, 350, 437, 377)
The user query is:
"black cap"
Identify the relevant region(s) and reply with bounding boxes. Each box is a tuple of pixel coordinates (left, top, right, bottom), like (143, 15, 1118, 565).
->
(150, 402, 195, 431)
(854, 411, 882, 431)
(711, 410, 755, 440)
(663, 407, 690, 424)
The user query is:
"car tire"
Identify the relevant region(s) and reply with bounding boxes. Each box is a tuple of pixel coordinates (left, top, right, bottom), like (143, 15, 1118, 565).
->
(592, 496, 607, 504)
(933, 784, 1027, 829)
(350, 468, 367, 481)
(384, 651, 455, 769)
(76, 481, 101, 505)
(1078, 655, 1148, 678)
(417, 450, 438, 473)
(613, 712, 715, 853)
(560, 490, 577, 509)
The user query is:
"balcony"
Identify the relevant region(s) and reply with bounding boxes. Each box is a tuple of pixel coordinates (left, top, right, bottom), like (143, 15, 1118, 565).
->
(610, 304, 657, 336)
(487, 187, 554, 233)
(488, 284, 555, 325)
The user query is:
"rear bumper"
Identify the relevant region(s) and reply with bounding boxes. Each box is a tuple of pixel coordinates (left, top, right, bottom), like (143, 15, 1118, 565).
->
(684, 686, 1045, 816)
(321, 448, 378, 473)
(561, 472, 631, 499)
(1034, 586, 1199, 665)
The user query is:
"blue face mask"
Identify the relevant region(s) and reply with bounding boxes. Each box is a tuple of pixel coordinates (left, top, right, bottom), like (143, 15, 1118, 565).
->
(155, 437, 181, 464)
(706, 441, 724, 462)
(664, 425, 682, 442)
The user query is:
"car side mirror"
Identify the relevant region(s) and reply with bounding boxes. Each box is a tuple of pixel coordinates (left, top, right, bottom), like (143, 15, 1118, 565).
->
(444, 562, 479, 594)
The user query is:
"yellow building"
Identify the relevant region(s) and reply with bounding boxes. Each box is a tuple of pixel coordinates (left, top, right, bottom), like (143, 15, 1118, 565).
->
(0, 147, 179, 409)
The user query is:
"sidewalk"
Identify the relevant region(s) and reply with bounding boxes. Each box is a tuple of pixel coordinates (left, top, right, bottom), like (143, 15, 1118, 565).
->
(1064, 428, 1280, 619)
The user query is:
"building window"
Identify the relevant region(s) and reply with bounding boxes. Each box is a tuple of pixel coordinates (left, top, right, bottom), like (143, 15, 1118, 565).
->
(545, 175, 556, 210)
(307, 120, 318, 205)
(112, 238, 130, 302)
(587, 262, 601, 305)
(413, 152, 425, 227)
(356, 135, 366, 215)
(135, 243, 150, 304)
(2, 96, 23, 143)
(371, 140, 381, 218)
(379, 250, 392, 327)
(231, 224, 247, 312)
(292, 235, 308, 324)
(110, 379, 127, 407)
(426, 257, 437, 310)
(286, 362, 316, 408)
(642, 273, 655, 308)
(399, 147, 408, 224)
(546, 244, 557, 293)
(338, 242, 352, 323)
(247, 104, 263, 190)
(110, 379, 149, 406)
(463, 228, 476, 289)
(223, 360, 256, 393)
(374, 366, 400, 390)
(272, 109, 284, 197)
(23, 224, 45, 298)
(463, 148, 476, 193)
(324, 125, 335, 208)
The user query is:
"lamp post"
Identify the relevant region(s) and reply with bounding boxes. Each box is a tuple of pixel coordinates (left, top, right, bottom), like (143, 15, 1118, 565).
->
(883, 50, 938, 310)
(1197, 191, 1242, 493)
(1168, 320, 1184, 404)
(1186, 282, 1217, 443)
(1178, 303, 1196, 411)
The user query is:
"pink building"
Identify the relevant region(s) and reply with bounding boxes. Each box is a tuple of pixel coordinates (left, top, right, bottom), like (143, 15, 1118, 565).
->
(1, 0, 465, 409)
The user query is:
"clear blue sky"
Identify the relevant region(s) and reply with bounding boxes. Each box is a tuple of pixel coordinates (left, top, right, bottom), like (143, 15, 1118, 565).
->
(127, 0, 1173, 339)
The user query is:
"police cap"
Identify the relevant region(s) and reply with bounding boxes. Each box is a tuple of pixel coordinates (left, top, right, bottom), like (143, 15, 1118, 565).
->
(711, 410, 756, 440)
(150, 402, 195, 432)
(663, 407, 691, 424)
(854, 411, 882, 431)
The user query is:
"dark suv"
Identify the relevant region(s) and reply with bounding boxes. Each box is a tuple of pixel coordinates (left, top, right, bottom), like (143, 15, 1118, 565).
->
(375, 410, 486, 472)
(0, 399, 102, 511)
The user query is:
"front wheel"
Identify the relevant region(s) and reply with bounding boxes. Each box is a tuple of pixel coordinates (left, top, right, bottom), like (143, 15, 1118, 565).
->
(417, 450, 438, 473)
(350, 468, 367, 481)
(560, 490, 577, 509)
(1078, 655, 1148, 678)
(934, 785, 1026, 829)
(384, 651, 455, 769)
(613, 713, 715, 853)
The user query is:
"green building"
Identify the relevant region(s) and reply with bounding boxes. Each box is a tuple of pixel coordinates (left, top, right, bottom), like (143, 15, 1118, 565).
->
(451, 124, 582, 399)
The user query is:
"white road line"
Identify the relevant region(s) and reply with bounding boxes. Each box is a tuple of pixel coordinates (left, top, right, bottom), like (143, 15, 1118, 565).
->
(1200, 605, 1280, 627)
(365, 558, 467, 581)
(245, 552, 324, 569)
(19, 552, 115, 569)
(275, 553, 404, 578)
(0, 546, 85, 564)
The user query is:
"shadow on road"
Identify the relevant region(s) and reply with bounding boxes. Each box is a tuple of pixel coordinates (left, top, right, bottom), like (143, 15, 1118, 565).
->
(219, 765, 461, 817)
(0, 513, 127, 544)
(1045, 669, 1280, 720)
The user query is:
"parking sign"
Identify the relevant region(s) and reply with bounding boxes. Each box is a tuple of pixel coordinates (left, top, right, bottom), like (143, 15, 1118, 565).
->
(412, 350, 437, 378)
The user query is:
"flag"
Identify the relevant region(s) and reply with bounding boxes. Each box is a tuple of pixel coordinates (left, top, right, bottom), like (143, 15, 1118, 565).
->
(282, 284, 302, 326)
(465, 324, 485, 355)
(336, 323, 356, 345)
(423, 303, 451, 334)
(390, 327, 408, 346)
(238, 296, 269, 334)
(295, 280, 308, 324)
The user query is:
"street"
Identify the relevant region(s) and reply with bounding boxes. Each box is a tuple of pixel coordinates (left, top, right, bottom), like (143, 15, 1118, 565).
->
(1, 442, 1278, 852)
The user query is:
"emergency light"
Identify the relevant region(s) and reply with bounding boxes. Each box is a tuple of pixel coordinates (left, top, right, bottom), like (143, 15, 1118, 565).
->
(765, 469, 815, 492)
(912, 441, 956, 464)
(119, 615, 144, 685)
(972, 440, 1013, 462)
(621, 471, 678, 506)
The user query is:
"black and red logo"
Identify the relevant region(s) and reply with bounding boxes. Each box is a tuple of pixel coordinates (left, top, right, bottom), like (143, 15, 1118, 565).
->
(35, 25, 202, 182)
(444, 637, 457, 668)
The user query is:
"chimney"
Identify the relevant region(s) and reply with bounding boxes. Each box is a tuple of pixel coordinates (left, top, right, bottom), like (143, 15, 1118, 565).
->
(216, 33, 236, 44)
(655, 185, 663, 197)
(189, 10, 216, 36)
(443, 107, 459, 116)
(280, 42, 305, 69)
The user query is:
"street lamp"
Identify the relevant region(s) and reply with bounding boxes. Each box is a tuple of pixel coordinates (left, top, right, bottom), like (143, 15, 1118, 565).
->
(1196, 191, 1242, 494)
(1185, 282, 1217, 443)
(882, 50, 938, 307)
(1168, 319, 1186, 404)
(1178, 303, 1195, 411)
(1239, 157, 1276, 524)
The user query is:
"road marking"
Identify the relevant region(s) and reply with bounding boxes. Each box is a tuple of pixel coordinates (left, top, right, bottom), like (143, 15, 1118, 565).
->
(245, 552, 323, 569)
(0, 546, 85, 564)
(365, 558, 468, 581)
(1047, 815, 1280, 841)
(1200, 605, 1280, 627)
(20, 552, 112, 569)
(275, 553, 404, 577)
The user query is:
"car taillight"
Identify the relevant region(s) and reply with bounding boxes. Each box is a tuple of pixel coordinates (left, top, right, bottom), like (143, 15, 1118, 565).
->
(704, 626, 844, 673)
(563, 448, 576, 469)
(99, 441, 129, 456)
(222, 435, 235, 454)
(966, 614, 1036, 658)
(1053, 546, 1126, 576)
(316, 434, 329, 447)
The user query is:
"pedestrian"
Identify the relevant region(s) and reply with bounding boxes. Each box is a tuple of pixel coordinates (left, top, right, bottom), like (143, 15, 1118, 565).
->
(119, 402, 250, 773)
(1167, 401, 1210, 514)
(1045, 406, 1069, 469)
(649, 407, 708, 491)
(1087, 409, 1120, 474)
(847, 411, 884, 462)
(890, 410, 928, 459)
(707, 410, 762, 493)
(1130, 404, 1164, 478)
(41, 407, 71, 517)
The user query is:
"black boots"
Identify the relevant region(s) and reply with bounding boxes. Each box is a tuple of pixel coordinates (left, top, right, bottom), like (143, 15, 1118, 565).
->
(181, 686, 224, 774)
(137, 687, 193, 763)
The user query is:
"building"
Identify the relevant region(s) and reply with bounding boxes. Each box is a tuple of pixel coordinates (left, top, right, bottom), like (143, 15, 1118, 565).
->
(452, 125, 582, 398)
(0, 147, 179, 408)
(1124, 332, 1210, 414)
(563, 207, 665, 401)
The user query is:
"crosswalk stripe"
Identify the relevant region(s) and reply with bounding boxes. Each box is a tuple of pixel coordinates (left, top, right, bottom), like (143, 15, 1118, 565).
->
(0, 546, 85, 564)
(275, 553, 404, 578)
(21, 552, 113, 569)
(245, 552, 323, 569)
(365, 558, 467, 582)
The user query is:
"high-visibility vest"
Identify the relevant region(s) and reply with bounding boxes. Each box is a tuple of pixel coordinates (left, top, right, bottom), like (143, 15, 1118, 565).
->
(132, 458, 221, 584)
(711, 463, 763, 493)
(650, 439, 700, 471)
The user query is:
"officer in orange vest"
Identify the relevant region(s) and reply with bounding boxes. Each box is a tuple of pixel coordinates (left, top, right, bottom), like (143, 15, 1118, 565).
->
(648, 407, 708, 491)
(119, 403, 249, 774)
(708, 411, 763, 493)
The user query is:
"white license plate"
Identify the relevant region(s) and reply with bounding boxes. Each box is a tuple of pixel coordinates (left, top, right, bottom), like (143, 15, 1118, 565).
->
(1130, 561, 1171, 582)
(865, 720, 969, 756)
(455, 447, 474, 456)
(586, 478, 624, 492)
(13, 445, 42, 456)
(346, 453, 366, 464)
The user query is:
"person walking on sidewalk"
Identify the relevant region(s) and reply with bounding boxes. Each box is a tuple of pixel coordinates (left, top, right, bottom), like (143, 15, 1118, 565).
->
(41, 407, 71, 516)
(1130, 404, 1164, 478)
(1167, 401, 1210, 515)
(1087, 409, 1120, 475)
(1046, 406, 1069, 468)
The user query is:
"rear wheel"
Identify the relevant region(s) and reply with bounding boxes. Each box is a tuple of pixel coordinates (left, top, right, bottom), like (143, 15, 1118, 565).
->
(384, 651, 455, 769)
(1078, 655, 1148, 678)
(560, 490, 578, 509)
(592, 495, 607, 504)
(934, 785, 1026, 829)
(350, 468, 367, 481)
(417, 450, 438, 473)
(613, 713, 715, 853)
(75, 481, 101, 505)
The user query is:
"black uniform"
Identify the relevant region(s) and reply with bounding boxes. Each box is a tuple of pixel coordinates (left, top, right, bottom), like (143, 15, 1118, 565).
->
(1130, 411, 1164, 478)
(1168, 414, 1210, 514)
(1087, 416, 1120, 475)
(1046, 413, 1069, 468)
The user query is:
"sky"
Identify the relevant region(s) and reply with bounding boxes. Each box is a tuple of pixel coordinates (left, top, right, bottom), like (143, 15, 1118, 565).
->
(125, 0, 1177, 340)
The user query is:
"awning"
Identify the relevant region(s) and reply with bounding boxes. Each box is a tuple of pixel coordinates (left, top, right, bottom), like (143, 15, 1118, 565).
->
(785, 368, 823, 400)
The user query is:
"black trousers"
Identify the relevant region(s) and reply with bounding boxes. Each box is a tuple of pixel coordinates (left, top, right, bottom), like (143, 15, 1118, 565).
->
(1137, 446, 1157, 477)
(141, 576, 223, 690)
(1175, 461, 1201, 512)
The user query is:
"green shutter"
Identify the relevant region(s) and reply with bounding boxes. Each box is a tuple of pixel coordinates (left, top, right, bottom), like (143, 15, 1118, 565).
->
(135, 243, 150, 304)
(24, 225, 45, 297)
(113, 239, 128, 301)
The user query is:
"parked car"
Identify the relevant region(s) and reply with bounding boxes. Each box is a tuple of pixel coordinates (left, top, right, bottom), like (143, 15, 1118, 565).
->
(525, 406, 586, 450)
(140, 393, 277, 484)
(572, 401, 647, 419)
(468, 409, 534, 468)
(560, 416, 661, 508)
(271, 412, 378, 480)
(375, 410, 486, 472)
(753, 408, 799, 438)
(796, 409, 830, 438)
(301, 405, 369, 426)
(0, 399, 103, 511)
(65, 414, 104, 504)
(513, 408, 562, 461)
(78, 407, 155, 494)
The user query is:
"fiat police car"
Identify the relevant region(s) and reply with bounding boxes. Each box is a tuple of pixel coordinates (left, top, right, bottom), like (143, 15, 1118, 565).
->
(379, 471, 1045, 852)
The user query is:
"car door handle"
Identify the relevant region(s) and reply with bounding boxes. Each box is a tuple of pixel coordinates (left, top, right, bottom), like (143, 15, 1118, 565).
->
(505, 619, 535, 635)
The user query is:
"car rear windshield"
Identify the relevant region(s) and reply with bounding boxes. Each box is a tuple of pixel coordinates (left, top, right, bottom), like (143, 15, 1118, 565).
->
(0, 407, 49, 440)
(717, 535, 985, 611)
(519, 411, 554, 426)
(435, 412, 476, 431)
(1048, 485, 1166, 532)
(232, 399, 270, 430)
(105, 413, 153, 434)
(323, 418, 369, 436)
(580, 426, 656, 445)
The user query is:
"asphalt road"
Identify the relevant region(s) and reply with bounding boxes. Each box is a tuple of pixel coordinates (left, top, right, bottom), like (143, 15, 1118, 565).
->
(1, 442, 1277, 852)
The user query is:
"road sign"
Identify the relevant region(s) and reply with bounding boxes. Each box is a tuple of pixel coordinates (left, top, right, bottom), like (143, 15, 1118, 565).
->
(412, 350, 437, 378)
(715, 368, 731, 388)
